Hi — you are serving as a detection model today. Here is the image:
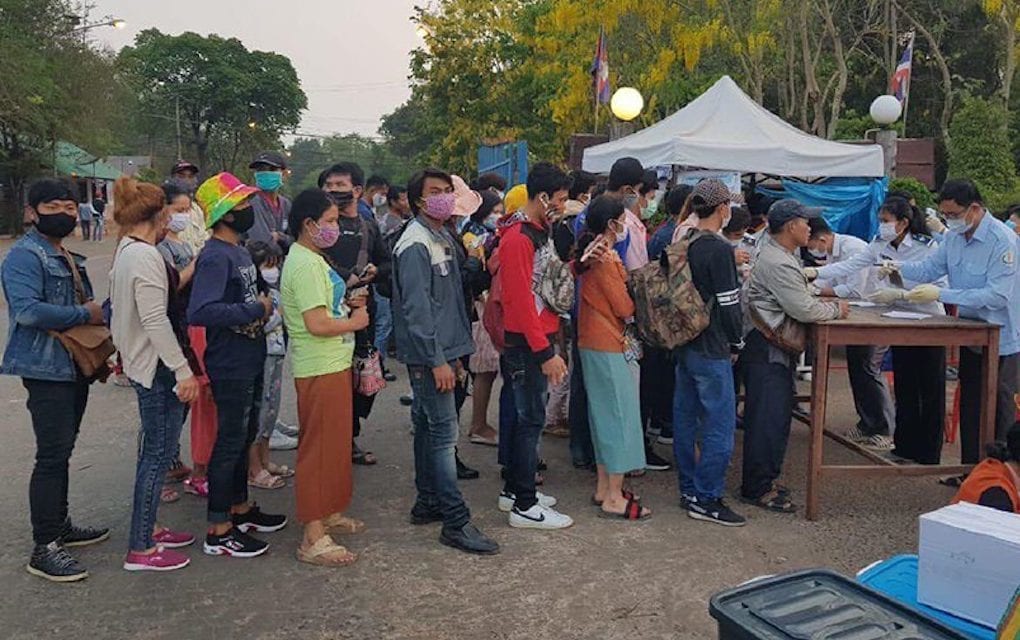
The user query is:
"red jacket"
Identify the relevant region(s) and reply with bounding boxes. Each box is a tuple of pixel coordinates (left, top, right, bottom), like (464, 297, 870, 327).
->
(498, 218, 560, 362)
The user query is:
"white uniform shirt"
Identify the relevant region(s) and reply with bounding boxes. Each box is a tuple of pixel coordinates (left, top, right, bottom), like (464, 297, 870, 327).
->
(813, 233, 871, 299)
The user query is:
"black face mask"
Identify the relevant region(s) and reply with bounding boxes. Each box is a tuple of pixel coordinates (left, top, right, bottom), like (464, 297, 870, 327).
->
(326, 190, 355, 209)
(224, 207, 255, 234)
(34, 212, 77, 238)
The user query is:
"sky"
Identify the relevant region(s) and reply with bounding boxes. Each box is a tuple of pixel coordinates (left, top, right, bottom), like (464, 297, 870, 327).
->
(89, 0, 421, 140)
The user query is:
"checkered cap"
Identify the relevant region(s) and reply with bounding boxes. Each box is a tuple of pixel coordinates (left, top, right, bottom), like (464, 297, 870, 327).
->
(691, 179, 736, 208)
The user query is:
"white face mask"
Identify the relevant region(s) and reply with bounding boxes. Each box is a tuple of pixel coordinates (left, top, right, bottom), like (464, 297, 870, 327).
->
(372, 194, 387, 208)
(728, 238, 743, 247)
(261, 267, 280, 286)
(878, 221, 900, 242)
(168, 212, 190, 233)
(945, 216, 971, 233)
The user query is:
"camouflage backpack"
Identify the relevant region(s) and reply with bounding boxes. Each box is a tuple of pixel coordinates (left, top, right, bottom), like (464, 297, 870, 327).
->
(628, 230, 710, 350)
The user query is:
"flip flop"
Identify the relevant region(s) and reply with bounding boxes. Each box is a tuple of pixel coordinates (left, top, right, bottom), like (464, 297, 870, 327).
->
(266, 462, 295, 478)
(323, 513, 366, 535)
(598, 496, 652, 520)
(468, 433, 498, 447)
(248, 469, 286, 490)
(742, 488, 796, 513)
(296, 535, 357, 567)
(160, 486, 180, 503)
(591, 489, 640, 507)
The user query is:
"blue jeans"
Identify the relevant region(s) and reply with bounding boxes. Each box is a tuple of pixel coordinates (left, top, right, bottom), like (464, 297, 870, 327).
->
(502, 346, 548, 511)
(208, 375, 263, 524)
(497, 365, 517, 467)
(673, 346, 736, 502)
(374, 292, 393, 366)
(129, 365, 185, 550)
(408, 364, 470, 529)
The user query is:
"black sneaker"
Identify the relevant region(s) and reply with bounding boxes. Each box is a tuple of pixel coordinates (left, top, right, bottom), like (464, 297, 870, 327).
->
(60, 521, 110, 547)
(644, 449, 672, 471)
(399, 394, 414, 407)
(232, 504, 287, 533)
(679, 493, 697, 510)
(27, 541, 88, 582)
(440, 522, 500, 555)
(687, 498, 747, 527)
(203, 528, 269, 558)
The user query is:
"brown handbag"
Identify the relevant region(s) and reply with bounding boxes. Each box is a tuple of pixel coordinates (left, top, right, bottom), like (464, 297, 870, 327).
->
(749, 305, 807, 355)
(48, 248, 115, 381)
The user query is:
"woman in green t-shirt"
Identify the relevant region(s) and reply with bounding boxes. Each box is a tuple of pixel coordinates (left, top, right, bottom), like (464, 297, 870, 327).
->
(281, 190, 369, 567)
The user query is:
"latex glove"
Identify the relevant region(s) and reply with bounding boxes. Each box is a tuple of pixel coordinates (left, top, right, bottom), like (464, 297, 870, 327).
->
(926, 215, 947, 235)
(876, 260, 900, 280)
(905, 284, 940, 304)
(869, 288, 906, 304)
(803, 267, 819, 281)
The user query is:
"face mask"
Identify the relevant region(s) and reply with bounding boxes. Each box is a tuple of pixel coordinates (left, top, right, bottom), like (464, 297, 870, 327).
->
(424, 192, 456, 222)
(260, 267, 280, 286)
(327, 190, 355, 210)
(35, 212, 77, 238)
(254, 171, 283, 192)
(372, 193, 387, 208)
(224, 207, 255, 233)
(945, 216, 970, 234)
(728, 238, 743, 247)
(878, 221, 900, 242)
(168, 213, 190, 233)
(483, 214, 499, 231)
(1007, 219, 1018, 231)
(808, 249, 828, 260)
(640, 200, 658, 220)
(309, 220, 340, 249)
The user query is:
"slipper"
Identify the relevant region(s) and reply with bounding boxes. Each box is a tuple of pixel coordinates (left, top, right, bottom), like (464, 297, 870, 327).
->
(598, 496, 652, 520)
(938, 474, 967, 488)
(266, 462, 295, 478)
(741, 488, 796, 513)
(296, 535, 357, 567)
(591, 489, 639, 507)
(160, 486, 180, 503)
(468, 433, 498, 447)
(352, 448, 378, 466)
(248, 469, 286, 490)
(542, 424, 570, 438)
(323, 513, 366, 535)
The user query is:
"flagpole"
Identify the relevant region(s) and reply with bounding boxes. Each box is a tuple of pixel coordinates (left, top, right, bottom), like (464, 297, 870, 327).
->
(901, 31, 915, 137)
(594, 26, 602, 135)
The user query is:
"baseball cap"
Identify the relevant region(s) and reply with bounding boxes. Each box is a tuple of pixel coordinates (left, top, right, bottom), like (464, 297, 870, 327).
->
(690, 178, 738, 209)
(249, 151, 287, 170)
(171, 160, 199, 175)
(608, 157, 644, 190)
(196, 172, 259, 229)
(767, 198, 823, 227)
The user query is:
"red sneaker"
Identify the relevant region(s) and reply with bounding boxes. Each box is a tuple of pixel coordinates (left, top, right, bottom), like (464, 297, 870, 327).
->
(152, 528, 195, 549)
(123, 546, 190, 572)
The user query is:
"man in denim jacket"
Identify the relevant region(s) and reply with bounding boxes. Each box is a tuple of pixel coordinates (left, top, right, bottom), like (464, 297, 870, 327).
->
(1, 179, 108, 582)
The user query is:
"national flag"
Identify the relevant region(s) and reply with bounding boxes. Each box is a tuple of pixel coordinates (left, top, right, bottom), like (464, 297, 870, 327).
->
(890, 32, 915, 104)
(590, 27, 610, 105)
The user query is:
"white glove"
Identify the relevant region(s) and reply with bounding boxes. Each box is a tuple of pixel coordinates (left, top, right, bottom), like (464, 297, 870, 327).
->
(905, 284, 940, 304)
(869, 289, 906, 304)
(877, 260, 900, 280)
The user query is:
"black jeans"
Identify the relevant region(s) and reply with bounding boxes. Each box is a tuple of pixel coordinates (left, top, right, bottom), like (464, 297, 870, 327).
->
(891, 346, 945, 464)
(24, 378, 90, 545)
(568, 336, 595, 467)
(739, 331, 796, 500)
(960, 349, 1019, 464)
(208, 375, 263, 524)
(640, 346, 675, 437)
(503, 346, 548, 511)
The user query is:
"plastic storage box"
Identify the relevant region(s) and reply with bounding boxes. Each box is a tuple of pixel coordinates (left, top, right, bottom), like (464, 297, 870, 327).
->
(709, 569, 968, 639)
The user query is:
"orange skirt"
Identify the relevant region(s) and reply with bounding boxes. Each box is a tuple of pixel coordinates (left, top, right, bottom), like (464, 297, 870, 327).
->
(187, 326, 218, 467)
(295, 369, 354, 523)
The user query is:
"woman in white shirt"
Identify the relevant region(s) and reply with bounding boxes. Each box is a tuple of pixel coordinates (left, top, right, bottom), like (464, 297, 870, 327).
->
(110, 177, 200, 572)
(806, 197, 947, 465)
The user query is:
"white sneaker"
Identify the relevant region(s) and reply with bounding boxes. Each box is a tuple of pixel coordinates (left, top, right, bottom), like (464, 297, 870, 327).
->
(509, 504, 573, 530)
(497, 491, 557, 513)
(268, 431, 298, 451)
(275, 421, 299, 438)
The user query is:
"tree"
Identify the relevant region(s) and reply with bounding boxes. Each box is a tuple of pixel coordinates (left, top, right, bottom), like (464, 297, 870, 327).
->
(983, 0, 1020, 103)
(947, 96, 1018, 209)
(118, 30, 307, 173)
(287, 134, 414, 194)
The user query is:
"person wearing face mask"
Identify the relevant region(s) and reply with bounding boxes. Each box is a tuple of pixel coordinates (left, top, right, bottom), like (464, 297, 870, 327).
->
(391, 167, 499, 555)
(365, 175, 390, 221)
(804, 216, 895, 451)
(188, 172, 287, 559)
(638, 170, 660, 223)
(806, 197, 945, 463)
(158, 184, 198, 291)
(380, 185, 411, 241)
(247, 151, 292, 254)
(2, 178, 108, 582)
(169, 160, 211, 255)
(316, 163, 393, 467)
(884, 179, 1020, 473)
(281, 189, 370, 567)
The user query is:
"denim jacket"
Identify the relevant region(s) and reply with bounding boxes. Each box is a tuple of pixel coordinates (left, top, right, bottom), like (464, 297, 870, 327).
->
(1, 229, 94, 381)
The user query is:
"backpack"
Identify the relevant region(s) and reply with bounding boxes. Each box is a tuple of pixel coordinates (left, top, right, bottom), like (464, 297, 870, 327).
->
(536, 239, 575, 316)
(482, 248, 505, 352)
(628, 230, 710, 350)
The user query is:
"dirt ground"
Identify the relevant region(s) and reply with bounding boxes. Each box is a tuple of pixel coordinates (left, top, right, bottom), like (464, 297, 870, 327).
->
(0, 235, 962, 639)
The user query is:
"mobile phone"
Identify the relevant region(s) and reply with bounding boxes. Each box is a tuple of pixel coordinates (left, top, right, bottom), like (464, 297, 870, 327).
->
(347, 285, 369, 299)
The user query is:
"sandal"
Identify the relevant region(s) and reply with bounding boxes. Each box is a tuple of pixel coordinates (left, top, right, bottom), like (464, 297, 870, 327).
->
(296, 535, 357, 567)
(598, 495, 652, 520)
(352, 445, 378, 466)
(591, 489, 640, 507)
(938, 474, 967, 488)
(183, 476, 208, 498)
(323, 513, 366, 534)
(468, 433, 498, 447)
(160, 486, 180, 503)
(248, 469, 286, 490)
(266, 462, 295, 478)
(742, 488, 796, 513)
(165, 459, 192, 483)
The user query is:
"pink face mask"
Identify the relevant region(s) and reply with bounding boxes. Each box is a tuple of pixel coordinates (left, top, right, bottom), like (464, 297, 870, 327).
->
(424, 192, 456, 222)
(310, 220, 340, 249)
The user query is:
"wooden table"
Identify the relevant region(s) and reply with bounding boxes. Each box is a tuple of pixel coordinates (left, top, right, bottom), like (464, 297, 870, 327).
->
(806, 306, 1000, 520)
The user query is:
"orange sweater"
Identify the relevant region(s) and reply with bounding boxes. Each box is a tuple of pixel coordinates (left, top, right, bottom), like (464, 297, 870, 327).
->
(578, 257, 635, 353)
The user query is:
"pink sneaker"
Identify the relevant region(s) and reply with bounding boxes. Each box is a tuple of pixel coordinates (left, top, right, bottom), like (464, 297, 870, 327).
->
(123, 546, 190, 572)
(152, 528, 195, 549)
(183, 477, 208, 498)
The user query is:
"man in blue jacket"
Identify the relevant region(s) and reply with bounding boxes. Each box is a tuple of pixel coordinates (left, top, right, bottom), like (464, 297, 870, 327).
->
(2, 179, 108, 582)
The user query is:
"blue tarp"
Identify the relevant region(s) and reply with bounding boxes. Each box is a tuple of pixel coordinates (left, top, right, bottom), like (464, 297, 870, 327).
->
(758, 177, 889, 242)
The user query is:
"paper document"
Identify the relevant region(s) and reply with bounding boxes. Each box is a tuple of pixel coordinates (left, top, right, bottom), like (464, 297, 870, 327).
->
(882, 310, 931, 320)
(849, 301, 877, 307)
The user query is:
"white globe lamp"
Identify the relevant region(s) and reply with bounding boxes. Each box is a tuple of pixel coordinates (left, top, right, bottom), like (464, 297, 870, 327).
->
(611, 87, 644, 122)
(870, 95, 902, 126)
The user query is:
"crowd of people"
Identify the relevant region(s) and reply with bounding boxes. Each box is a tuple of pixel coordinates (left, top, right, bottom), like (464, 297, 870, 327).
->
(5, 150, 1019, 581)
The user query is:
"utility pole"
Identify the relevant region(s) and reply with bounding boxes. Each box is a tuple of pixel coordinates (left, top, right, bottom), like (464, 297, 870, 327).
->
(175, 95, 182, 160)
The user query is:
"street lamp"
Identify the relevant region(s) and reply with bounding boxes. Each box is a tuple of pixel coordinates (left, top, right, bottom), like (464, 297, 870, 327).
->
(870, 95, 902, 125)
(611, 87, 644, 122)
(69, 15, 127, 34)
(869, 95, 903, 177)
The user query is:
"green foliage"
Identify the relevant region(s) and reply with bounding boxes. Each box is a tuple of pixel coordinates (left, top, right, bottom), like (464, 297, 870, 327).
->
(947, 96, 1019, 210)
(287, 135, 415, 195)
(888, 177, 936, 209)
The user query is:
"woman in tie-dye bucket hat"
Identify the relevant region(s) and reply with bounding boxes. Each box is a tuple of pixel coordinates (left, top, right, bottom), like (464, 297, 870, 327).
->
(187, 172, 288, 558)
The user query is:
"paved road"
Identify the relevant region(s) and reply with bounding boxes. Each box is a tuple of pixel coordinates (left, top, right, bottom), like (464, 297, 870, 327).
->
(0, 235, 961, 639)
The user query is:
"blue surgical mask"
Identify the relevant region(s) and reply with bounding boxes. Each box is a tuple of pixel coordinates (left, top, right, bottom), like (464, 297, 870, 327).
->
(254, 171, 283, 192)
(1007, 219, 1017, 231)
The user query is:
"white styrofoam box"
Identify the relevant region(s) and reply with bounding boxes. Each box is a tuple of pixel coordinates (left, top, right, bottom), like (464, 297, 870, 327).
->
(918, 502, 1020, 628)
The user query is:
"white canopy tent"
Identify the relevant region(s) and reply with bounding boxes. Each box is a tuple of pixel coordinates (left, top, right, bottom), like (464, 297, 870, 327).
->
(582, 76, 885, 178)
